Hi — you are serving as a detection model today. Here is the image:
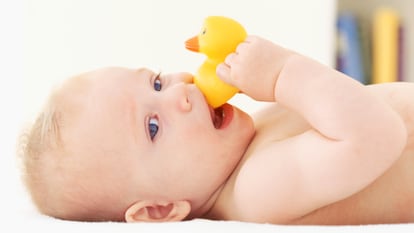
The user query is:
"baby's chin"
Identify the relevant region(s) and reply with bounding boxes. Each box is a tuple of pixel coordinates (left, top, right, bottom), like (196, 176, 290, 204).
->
(233, 104, 255, 135)
(227, 106, 255, 152)
(233, 107, 256, 154)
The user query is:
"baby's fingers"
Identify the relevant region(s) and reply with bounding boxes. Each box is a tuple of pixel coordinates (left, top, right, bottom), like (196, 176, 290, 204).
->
(217, 52, 238, 84)
(216, 63, 232, 85)
(224, 53, 237, 66)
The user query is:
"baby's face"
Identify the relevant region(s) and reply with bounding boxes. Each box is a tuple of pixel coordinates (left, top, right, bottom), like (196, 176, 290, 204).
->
(62, 67, 255, 206)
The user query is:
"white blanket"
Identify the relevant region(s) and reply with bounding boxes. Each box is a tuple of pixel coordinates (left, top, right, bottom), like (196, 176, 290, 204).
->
(9, 212, 414, 233)
(3, 177, 414, 233)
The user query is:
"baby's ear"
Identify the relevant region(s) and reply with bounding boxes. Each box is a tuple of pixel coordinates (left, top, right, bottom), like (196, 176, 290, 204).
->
(124, 200, 191, 223)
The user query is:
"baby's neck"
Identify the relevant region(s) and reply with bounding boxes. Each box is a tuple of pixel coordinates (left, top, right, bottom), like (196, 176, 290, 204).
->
(198, 132, 257, 220)
(186, 183, 226, 220)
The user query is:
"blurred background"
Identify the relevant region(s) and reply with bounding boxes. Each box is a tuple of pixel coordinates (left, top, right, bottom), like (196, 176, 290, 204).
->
(22, 0, 336, 119)
(2, 0, 336, 221)
(336, 0, 413, 85)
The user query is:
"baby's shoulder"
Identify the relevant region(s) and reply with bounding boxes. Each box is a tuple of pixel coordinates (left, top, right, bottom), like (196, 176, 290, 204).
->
(366, 82, 414, 121)
(366, 82, 414, 102)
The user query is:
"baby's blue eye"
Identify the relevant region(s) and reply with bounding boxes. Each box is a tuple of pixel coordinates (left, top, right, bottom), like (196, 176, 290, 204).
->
(154, 74, 162, 91)
(148, 117, 159, 140)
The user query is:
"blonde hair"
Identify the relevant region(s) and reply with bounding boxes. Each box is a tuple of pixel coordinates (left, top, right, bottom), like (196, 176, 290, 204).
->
(18, 81, 128, 222)
(18, 90, 66, 217)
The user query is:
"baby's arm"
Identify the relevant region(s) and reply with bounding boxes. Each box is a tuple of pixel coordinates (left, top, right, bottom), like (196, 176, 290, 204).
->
(217, 36, 407, 222)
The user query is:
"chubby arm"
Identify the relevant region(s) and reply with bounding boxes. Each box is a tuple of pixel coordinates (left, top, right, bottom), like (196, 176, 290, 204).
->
(217, 36, 407, 222)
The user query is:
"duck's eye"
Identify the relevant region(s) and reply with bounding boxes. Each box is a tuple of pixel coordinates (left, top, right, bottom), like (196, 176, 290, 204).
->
(148, 117, 159, 140)
(153, 73, 162, 91)
(201, 28, 206, 35)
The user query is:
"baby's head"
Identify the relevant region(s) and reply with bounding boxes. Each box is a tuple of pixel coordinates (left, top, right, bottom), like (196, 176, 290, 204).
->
(20, 67, 255, 222)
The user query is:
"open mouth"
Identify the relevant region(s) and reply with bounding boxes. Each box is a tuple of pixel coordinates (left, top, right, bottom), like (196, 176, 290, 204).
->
(209, 104, 233, 129)
(211, 106, 224, 129)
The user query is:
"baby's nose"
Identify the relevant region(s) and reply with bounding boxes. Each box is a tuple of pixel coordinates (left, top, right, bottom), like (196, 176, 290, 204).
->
(167, 83, 192, 113)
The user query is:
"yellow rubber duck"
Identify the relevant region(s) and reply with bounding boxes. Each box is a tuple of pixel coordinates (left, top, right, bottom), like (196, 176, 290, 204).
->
(185, 16, 247, 108)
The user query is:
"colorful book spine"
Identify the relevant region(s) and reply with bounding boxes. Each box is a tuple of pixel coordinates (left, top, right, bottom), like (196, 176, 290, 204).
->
(336, 12, 365, 84)
(372, 7, 400, 83)
(398, 25, 404, 81)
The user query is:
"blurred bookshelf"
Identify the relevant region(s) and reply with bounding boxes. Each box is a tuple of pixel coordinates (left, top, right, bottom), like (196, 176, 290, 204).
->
(336, 0, 413, 83)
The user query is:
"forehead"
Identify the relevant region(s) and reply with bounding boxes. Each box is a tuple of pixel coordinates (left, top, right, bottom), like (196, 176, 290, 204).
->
(59, 68, 147, 169)
(59, 67, 152, 108)
(66, 67, 145, 126)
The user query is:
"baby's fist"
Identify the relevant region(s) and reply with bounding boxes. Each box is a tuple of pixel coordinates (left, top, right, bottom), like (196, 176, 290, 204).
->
(216, 36, 283, 102)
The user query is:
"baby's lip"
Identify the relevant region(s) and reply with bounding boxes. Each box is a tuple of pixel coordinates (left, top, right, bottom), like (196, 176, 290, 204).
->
(194, 84, 225, 129)
(209, 105, 222, 129)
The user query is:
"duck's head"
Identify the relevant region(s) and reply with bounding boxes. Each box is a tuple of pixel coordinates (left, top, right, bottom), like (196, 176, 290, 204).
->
(185, 16, 247, 60)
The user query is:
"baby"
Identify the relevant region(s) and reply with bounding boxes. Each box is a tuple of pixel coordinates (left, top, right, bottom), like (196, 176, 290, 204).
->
(20, 36, 414, 225)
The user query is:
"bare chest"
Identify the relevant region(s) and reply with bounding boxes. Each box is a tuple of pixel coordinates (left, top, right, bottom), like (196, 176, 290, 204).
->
(248, 104, 310, 150)
(235, 101, 414, 225)
(292, 148, 414, 225)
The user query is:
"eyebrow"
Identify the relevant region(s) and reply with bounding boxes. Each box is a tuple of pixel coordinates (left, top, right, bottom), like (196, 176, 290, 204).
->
(136, 68, 154, 79)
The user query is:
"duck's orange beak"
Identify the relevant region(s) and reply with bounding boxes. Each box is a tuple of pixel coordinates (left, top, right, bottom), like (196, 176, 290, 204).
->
(185, 36, 199, 52)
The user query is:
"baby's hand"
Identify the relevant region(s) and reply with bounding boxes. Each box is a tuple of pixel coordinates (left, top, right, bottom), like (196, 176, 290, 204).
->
(216, 36, 288, 102)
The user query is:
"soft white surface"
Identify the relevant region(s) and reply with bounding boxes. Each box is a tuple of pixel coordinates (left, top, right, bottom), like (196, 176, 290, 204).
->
(2, 0, 413, 231)
(7, 209, 414, 233)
